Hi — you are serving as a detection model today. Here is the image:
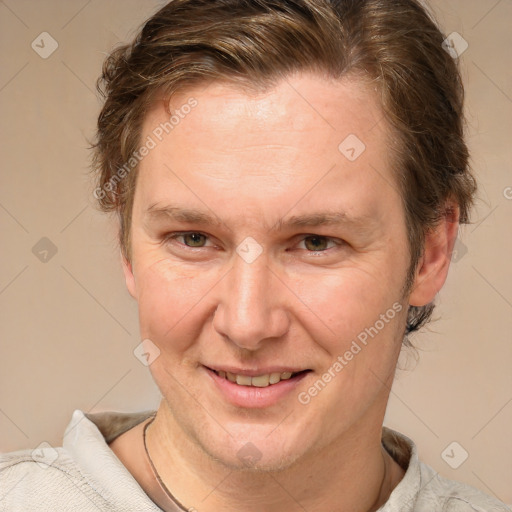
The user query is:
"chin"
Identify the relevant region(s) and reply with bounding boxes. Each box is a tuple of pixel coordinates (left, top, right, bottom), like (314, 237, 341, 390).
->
(210, 443, 307, 473)
(192, 420, 313, 473)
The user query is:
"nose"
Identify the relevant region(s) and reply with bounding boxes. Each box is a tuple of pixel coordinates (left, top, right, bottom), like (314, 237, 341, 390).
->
(212, 249, 290, 351)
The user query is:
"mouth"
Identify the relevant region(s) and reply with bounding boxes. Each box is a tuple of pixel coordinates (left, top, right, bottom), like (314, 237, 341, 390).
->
(203, 365, 312, 408)
(209, 368, 311, 388)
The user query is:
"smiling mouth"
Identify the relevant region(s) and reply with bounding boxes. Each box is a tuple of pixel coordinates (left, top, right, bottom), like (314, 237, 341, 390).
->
(210, 369, 310, 387)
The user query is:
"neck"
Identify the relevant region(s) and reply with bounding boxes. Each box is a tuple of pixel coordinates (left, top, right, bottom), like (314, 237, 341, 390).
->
(144, 401, 402, 512)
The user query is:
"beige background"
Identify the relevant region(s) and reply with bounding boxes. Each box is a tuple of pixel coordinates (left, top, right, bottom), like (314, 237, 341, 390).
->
(0, 0, 511, 505)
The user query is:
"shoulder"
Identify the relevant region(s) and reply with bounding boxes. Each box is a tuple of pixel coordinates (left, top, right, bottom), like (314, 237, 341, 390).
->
(415, 460, 511, 512)
(0, 447, 114, 511)
(381, 428, 510, 512)
(0, 409, 161, 511)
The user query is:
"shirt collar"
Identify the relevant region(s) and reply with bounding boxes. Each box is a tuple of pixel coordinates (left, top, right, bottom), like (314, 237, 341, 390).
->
(378, 427, 421, 511)
(63, 409, 162, 510)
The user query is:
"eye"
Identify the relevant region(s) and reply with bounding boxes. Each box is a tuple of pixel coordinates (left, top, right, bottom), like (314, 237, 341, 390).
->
(297, 235, 340, 252)
(167, 232, 211, 248)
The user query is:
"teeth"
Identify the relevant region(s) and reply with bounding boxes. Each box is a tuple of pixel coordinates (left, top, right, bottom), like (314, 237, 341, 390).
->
(269, 372, 281, 384)
(251, 374, 270, 387)
(236, 375, 252, 386)
(216, 370, 299, 387)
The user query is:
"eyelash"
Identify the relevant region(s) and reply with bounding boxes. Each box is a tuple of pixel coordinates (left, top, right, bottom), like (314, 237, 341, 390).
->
(164, 231, 343, 255)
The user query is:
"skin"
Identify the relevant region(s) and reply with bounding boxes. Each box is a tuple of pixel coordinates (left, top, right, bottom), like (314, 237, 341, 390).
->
(109, 72, 459, 511)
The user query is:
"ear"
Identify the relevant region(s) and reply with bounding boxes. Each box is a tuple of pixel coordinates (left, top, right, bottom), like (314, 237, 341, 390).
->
(409, 202, 460, 307)
(121, 250, 137, 299)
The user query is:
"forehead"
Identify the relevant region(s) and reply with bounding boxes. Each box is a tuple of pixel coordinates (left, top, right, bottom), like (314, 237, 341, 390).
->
(143, 73, 387, 159)
(135, 73, 399, 228)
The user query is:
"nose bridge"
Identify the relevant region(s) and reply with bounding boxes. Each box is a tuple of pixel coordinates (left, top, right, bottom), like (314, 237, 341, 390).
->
(234, 253, 270, 321)
(213, 249, 288, 349)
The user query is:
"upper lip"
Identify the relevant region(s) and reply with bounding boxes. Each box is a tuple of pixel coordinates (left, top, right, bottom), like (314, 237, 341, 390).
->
(204, 365, 310, 377)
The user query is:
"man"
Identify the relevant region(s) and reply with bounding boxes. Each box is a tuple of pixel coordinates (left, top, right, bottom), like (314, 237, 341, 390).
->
(0, 0, 509, 511)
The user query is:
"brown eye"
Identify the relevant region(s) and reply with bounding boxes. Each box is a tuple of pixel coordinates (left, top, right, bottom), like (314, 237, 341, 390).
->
(303, 235, 331, 251)
(180, 233, 208, 247)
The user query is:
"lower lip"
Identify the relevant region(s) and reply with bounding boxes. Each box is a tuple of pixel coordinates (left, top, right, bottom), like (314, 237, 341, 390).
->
(204, 367, 310, 408)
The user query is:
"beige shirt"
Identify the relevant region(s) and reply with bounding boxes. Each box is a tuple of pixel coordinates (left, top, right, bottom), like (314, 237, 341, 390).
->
(0, 409, 509, 511)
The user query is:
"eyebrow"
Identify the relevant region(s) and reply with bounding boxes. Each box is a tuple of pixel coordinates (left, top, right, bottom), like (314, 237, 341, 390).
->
(144, 204, 373, 232)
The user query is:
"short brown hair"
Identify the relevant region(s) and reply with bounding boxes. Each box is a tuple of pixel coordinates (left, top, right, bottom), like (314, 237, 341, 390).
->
(91, 0, 476, 338)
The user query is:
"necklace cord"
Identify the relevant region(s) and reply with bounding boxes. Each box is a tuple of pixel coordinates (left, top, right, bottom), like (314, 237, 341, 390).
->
(143, 416, 190, 512)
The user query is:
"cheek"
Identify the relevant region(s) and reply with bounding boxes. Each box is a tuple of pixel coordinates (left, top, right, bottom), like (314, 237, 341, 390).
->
(135, 257, 217, 351)
(289, 259, 405, 355)
(298, 280, 406, 427)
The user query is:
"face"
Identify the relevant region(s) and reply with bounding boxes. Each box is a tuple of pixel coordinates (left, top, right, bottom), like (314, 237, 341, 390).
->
(123, 73, 420, 470)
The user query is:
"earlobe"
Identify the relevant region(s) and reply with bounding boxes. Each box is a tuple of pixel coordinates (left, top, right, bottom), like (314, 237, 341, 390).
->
(408, 203, 460, 307)
(121, 251, 137, 299)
